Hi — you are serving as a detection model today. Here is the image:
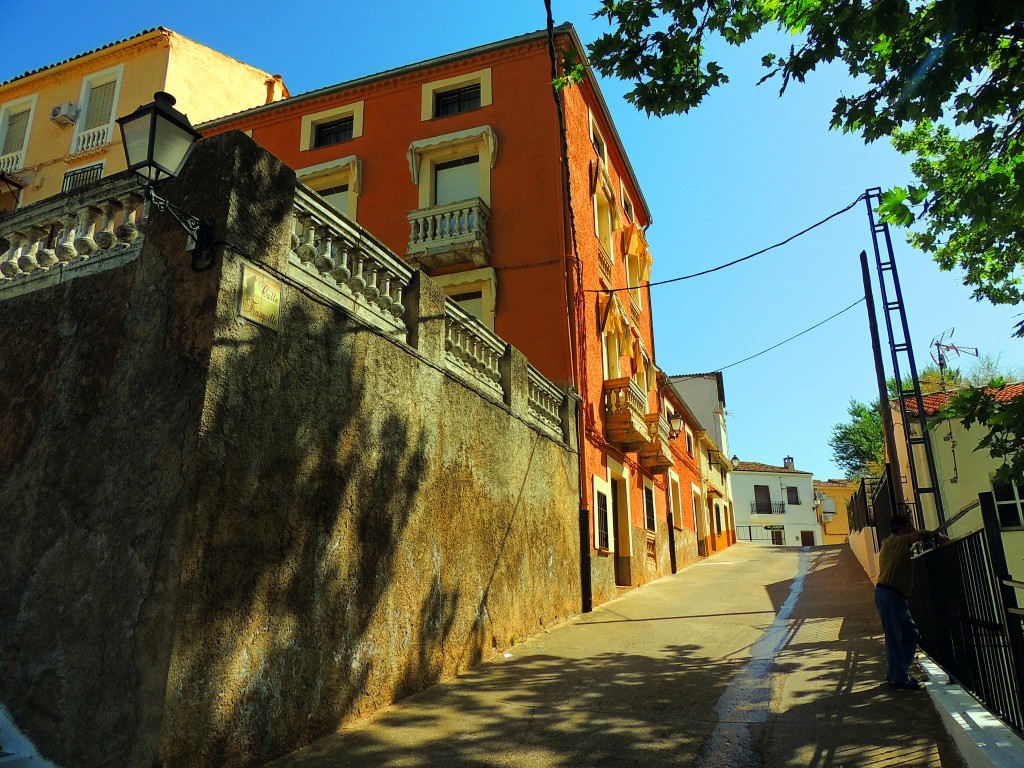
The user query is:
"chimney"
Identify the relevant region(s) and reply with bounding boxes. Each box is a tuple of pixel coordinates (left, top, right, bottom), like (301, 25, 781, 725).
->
(783, 456, 794, 470)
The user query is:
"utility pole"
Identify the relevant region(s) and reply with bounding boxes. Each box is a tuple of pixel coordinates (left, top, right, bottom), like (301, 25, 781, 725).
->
(860, 250, 906, 511)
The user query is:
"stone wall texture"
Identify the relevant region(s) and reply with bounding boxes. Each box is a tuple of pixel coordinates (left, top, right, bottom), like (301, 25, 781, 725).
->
(0, 133, 581, 767)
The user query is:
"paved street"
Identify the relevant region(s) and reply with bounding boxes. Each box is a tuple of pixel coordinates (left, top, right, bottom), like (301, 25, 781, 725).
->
(266, 544, 963, 767)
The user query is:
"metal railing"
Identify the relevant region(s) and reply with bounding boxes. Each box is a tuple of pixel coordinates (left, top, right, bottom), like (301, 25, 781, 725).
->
(750, 500, 785, 515)
(736, 525, 774, 542)
(910, 492, 1024, 735)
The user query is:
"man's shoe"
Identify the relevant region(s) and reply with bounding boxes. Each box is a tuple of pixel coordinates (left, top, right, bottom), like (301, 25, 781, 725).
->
(887, 676, 923, 690)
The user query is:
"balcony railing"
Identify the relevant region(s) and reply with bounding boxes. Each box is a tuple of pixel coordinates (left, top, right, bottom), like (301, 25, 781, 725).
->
(1, 174, 146, 291)
(406, 197, 490, 270)
(527, 363, 564, 440)
(0, 151, 23, 174)
(603, 376, 649, 452)
(639, 413, 673, 473)
(751, 501, 786, 515)
(597, 240, 612, 281)
(72, 124, 113, 155)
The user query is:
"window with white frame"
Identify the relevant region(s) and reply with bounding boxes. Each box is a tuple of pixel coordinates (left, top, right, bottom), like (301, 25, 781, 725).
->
(595, 182, 615, 263)
(422, 69, 492, 121)
(0, 95, 36, 172)
(684, 426, 695, 457)
(72, 66, 122, 154)
(994, 481, 1024, 529)
(644, 482, 656, 532)
(297, 156, 362, 220)
(407, 126, 496, 210)
(300, 101, 364, 152)
(621, 184, 634, 222)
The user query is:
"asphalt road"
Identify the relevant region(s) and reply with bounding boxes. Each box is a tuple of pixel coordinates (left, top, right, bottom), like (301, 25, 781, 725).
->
(266, 543, 963, 768)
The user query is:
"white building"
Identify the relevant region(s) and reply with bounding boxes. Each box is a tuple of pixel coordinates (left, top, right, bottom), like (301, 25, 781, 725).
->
(731, 457, 819, 546)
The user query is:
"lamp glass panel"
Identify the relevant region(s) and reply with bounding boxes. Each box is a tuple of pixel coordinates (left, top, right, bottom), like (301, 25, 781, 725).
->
(120, 113, 154, 173)
(152, 117, 196, 179)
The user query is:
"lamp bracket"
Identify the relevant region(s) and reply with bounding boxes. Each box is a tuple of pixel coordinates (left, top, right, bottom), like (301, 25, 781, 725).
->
(144, 185, 216, 270)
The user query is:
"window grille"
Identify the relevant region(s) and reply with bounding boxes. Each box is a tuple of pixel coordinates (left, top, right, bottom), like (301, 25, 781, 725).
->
(62, 163, 103, 192)
(644, 486, 656, 531)
(2, 110, 29, 155)
(596, 491, 609, 549)
(84, 81, 116, 130)
(434, 84, 481, 118)
(314, 116, 354, 148)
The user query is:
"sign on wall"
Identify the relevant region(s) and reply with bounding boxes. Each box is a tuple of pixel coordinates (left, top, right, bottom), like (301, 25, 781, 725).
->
(239, 263, 282, 331)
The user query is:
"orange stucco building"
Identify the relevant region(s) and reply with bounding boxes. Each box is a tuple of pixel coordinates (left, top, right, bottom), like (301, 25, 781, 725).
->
(202, 24, 705, 606)
(0, 27, 287, 211)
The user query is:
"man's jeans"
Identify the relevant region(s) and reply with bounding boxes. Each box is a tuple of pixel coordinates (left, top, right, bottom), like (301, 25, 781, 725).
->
(874, 584, 919, 684)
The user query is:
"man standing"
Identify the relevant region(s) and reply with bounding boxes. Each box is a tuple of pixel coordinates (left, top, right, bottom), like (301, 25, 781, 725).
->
(875, 513, 945, 690)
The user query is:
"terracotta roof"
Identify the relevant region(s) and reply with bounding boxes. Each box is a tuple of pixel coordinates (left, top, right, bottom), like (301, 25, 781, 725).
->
(899, 381, 1024, 417)
(732, 461, 811, 475)
(1, 28, 165, 87)
(814, 479, 857, 488)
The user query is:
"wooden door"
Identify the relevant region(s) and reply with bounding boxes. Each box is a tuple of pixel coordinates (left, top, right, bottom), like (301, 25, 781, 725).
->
(800, 530, 816, 546)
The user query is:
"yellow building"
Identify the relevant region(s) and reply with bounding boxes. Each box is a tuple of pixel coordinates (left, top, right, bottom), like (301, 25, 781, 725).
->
(813, 478, 856, 544)
(0, 28, 288, 211)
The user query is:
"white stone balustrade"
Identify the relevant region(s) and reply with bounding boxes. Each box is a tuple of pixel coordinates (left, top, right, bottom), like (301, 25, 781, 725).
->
(0, 152, 23, 174)
(73, 124, 113, 155)
(0, 176, 145, 288)
(443, 299, 504, 400)
(527, 364, 564, 438)
(290, 185, 413, 337)
(406, 197, 491, 269)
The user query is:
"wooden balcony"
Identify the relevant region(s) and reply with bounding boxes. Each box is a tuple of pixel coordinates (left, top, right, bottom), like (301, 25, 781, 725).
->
(603, 376, 649, 452)
(406, 197, 490, 269)
(639, 413, 673, 474)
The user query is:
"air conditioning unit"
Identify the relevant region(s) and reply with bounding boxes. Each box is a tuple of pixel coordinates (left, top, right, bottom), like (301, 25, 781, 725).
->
(822, 513, 835, 523)
(50, 102, 78, 127)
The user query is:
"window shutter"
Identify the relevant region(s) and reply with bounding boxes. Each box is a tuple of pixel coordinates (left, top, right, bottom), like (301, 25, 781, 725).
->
(2, 110, 29, 155)
(84, 81, 116, 130)
(435, 156, 479, 205)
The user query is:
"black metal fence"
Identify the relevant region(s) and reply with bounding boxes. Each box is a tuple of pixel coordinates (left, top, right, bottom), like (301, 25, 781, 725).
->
(909, 492, 1024, 735)
(750, 500, 785, 515)
(735, 525, 774, 542)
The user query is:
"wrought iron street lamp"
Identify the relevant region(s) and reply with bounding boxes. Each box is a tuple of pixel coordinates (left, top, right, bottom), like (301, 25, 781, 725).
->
(668, 411, 684, 440)
(116, 92, 215, 269)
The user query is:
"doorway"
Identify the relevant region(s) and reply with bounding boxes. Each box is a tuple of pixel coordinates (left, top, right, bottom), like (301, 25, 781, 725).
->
(771, 529, 784, 545)
(800, 530, 816, 547)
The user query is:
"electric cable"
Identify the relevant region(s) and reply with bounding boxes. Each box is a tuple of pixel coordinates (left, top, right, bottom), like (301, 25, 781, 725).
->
(588, 193, 866, 293)
(714, 296, 866, 372)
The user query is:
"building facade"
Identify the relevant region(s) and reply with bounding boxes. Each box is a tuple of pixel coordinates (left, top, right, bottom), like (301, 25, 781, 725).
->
(731, 458, 818, 546)
(201, 24, 699, 603)
(0, 27, 287, 211)
(813, 478, 856, 544)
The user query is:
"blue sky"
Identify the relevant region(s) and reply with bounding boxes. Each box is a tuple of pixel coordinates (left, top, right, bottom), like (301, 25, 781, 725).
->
(6, 0, 1022, 479)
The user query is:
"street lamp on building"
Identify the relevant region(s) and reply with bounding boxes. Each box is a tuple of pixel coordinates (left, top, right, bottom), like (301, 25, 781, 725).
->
(116, 92, 215, 269)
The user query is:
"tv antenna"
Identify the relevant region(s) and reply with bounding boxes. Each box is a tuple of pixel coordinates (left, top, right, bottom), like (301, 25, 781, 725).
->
(929, 328, 979, 484)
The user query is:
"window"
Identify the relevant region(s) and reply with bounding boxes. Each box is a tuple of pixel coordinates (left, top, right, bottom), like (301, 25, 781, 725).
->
(434, 155, 479, 205)
(644, 484, 656, 532)
(314, 116, 354, 148)
(786, 486, 801, 505)
(0, 94, 36, 172)
(62, 162, 104, 192)
(431, 267, 498, 330)
(421, 69, 492, 121)
(435, 84, 481, 117)
(684, 427, 694, 457)
(2, 109, 29, 156)
(297, 156, 362, 220)
(300, 101, 364, 152)
(72, 66, 122, 154)
(590, 110, 607, 161)
(715, 503, 723, 534)
(596, 490, 610, 549)
(994, 482, 1024, 529)
(621, 185, 634, 222)
(407, 126, 497, 208)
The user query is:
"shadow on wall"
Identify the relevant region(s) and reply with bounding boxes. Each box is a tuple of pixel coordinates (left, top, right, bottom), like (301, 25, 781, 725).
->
(161, 293, 449, 766)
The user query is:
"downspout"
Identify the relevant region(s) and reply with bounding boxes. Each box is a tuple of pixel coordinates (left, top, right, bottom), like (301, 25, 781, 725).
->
(546, 6, 591, 612)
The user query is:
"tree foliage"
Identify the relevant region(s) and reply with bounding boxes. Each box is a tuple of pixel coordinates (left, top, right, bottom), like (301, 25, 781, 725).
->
(585, 0, 1024, 319)
(828, 398, 884, 479)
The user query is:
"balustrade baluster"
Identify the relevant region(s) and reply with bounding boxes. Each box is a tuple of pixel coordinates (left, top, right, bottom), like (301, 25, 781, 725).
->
(94, 200, 122, 250)
(329, 242, 351, 286)
(34, 223, 58, 270)
(56, 214, 78, 262)
(347, 249, 366, 294)
(295, 216, 317, 263)
(363, 261, 380, 301)
(73, 206, 100, 257)
(0, 231, 26, 279)
(376, 274, 393, 312)
(115, 193, 143, 246)
(314, 230, 335, 274)
(389, 276, 406, 319)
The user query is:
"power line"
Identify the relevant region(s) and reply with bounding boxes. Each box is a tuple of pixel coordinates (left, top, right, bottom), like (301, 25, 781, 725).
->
(715, 297, 866, 372)
(589, 193, 866, 293)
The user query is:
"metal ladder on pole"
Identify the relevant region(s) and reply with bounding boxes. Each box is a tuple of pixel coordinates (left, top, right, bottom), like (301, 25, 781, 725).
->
(864, 187, 946, 526)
